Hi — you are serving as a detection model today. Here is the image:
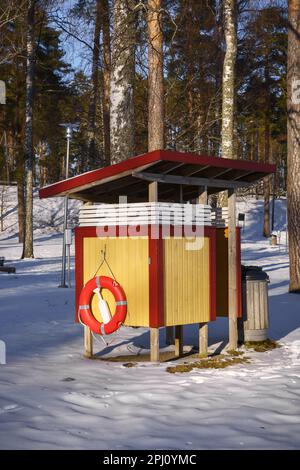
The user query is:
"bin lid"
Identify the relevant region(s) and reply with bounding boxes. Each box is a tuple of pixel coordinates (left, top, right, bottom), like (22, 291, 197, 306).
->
(242, 265, 269, 281)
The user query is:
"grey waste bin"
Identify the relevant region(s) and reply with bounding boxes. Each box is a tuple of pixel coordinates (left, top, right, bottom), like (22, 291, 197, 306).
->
(242, 265, 270, 342)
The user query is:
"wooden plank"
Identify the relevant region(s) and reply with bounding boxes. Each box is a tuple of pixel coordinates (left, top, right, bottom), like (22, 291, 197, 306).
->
(199, 322, 208, 356)
(150, 328, 159, 362)
(198, 186, 208, 204)
(164, 237, 210, 325)
(175, 325, 183, 357)
(228, 189, 238, 350)
(132, 171, 253, 189)
(79, 202, 212, 211)
(84, 325, 93, 358)
(148, 181, 158, 202)
(0, 266, 16, 273)
(198, 189, 208, 356)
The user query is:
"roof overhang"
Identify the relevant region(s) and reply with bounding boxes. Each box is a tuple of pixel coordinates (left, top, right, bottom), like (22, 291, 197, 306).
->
(39, 150, 276, 203)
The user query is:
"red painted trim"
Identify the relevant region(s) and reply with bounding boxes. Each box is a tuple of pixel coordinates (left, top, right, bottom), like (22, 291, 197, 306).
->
(75, 226, 84, 322)
(39, 149, 276, 199)
(39, 150, 161, 199)
(149, 232, 164, 328)
(209, 229, 217, 321)
(236, 228, 242, 319)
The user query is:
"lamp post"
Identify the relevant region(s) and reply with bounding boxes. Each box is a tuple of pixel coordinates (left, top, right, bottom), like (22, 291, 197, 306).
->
(59, 123, 78, 288)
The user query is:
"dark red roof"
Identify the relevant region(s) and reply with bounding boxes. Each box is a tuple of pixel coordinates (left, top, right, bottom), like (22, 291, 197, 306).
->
(39, 150, 275, 203)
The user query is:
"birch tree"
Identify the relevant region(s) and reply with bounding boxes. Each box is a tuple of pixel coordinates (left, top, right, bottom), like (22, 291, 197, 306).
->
(287, 0, 300, 292)
(218, 0, 237, 208)
(221, 0, 237, 160)
(101, 0, 111, 165)
(86, 0, 102, 168)
(110, 0, 135, 164)
(148, 0, 164, 151)
(22, 0, 35, 259)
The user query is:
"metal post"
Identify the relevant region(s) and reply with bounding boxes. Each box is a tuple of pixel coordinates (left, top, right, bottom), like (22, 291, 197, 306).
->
(67, 243, 71, 288)
(59, 126, 72, 288)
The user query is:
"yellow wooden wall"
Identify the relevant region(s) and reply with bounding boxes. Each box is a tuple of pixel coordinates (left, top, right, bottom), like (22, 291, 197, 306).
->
(83, 237, 149, 327)
(163, 237, 210, 325)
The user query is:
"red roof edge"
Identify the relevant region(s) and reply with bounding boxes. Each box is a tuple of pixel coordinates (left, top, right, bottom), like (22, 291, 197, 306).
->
(39, 149, 162, 199)
(39, 149, 276, 199)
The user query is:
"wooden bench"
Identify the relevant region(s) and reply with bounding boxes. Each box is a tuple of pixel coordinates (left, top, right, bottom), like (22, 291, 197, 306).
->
(0, 266, 16, 274)
(0, 257, 16, 273)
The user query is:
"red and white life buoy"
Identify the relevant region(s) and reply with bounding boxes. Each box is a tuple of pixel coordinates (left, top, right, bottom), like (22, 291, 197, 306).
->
(78, 276, 127, 335)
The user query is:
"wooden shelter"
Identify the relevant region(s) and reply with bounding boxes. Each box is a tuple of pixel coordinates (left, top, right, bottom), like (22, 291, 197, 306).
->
(39, 150, 275, 361)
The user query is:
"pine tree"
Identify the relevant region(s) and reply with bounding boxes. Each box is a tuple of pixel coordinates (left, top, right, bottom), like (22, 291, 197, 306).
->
(287, 0, 300, 292)
(22, 0, 35, 259)
(148, 0, 164, 151)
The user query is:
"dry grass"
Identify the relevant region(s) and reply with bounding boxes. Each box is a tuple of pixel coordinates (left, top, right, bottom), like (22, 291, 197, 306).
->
(166, 353, 250, 374)
(244, 339, 280, 352)
(227, 349, 244, 356)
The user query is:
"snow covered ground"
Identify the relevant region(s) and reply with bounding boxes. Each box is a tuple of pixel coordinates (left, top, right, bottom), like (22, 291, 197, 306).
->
(0, 188, 300, 450)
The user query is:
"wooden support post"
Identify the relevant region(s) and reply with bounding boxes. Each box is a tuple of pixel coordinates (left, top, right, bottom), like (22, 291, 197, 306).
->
(148, 181, 158, 202)
(150, 328, 159, 362)
(175, 325, 183, 357)
(198, 188, 208, 356)
(199, 322, 208, 357)
(84, 325, 93, 358)
(228, 188, 238, 350)
(198, 185, 208, 205)
(166, 326, 174, 345)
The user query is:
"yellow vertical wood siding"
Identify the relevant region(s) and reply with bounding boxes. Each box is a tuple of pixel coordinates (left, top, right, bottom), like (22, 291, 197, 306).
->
(163, 237, 210, 325)
(83, 237, 150, 327)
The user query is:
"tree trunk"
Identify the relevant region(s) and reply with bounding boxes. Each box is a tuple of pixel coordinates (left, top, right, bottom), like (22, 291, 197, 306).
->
(287, 0, 300, 292)
(38, 140, 47, 187)
(148, 0, 164, 151)
(213, 4, 223, 157)
(262, 57, 272, 238)
(86, 0, 102, 170)
(185, 0, 194, 151)
(263, 115, 271, 238)
(221, 0, 237, 159)
(110, 0, 135, 163)
(22, 1, 35, 259)
(17, 162, 25, 243)
(14, 56, 25, 243)
(101, 0, 111, 165)
(219, 0, 237, 207)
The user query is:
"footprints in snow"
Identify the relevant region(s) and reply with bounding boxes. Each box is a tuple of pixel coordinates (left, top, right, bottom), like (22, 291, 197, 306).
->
(0, 403, 22, 414)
